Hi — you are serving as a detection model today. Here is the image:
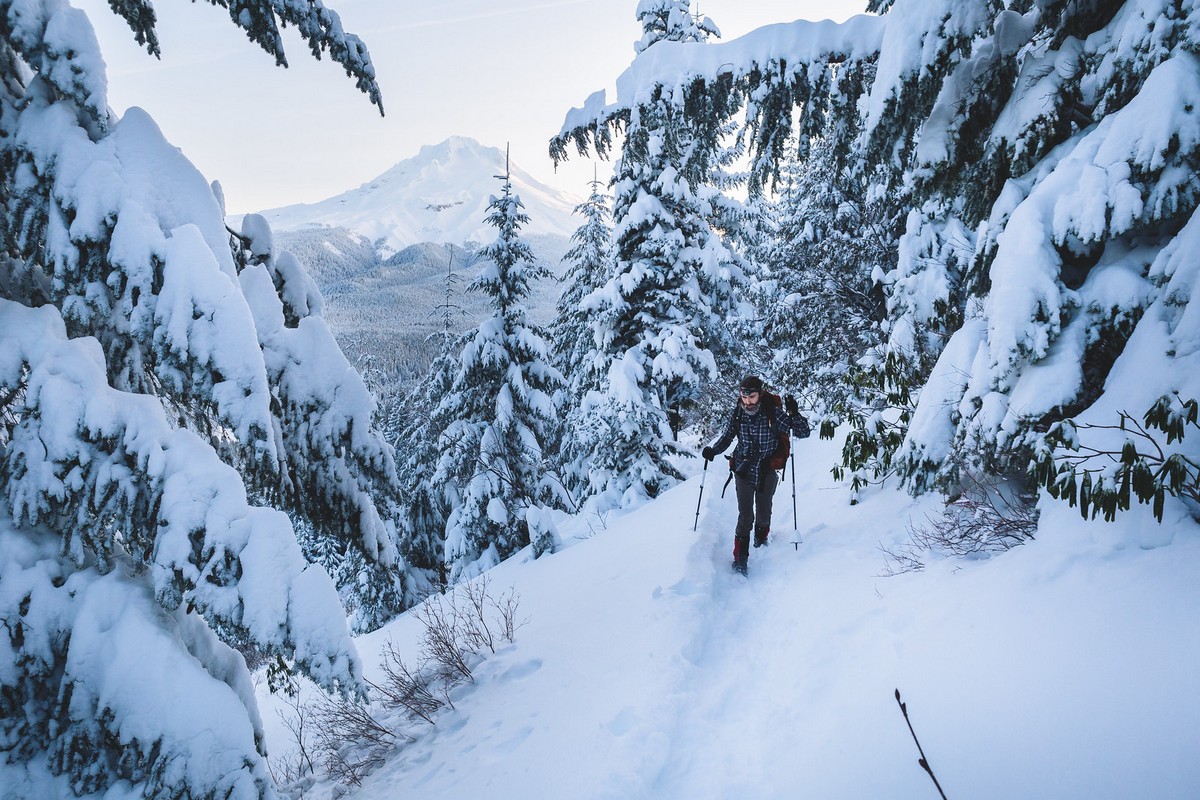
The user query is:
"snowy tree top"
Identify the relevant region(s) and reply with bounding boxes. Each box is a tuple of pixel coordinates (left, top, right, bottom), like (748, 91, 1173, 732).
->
(634, 0, 721, 54)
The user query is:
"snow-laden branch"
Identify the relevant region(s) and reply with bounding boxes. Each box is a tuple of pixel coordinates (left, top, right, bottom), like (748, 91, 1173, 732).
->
(0, 299, 361, 694)
(552, 13, 886, 165)
(561, 15, 885, 133)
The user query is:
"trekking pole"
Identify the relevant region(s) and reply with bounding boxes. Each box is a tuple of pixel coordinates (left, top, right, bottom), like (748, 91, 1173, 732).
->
(693, 458, 709, 532)
(788, 393, 813, 548)
(787, 453, 796, 542)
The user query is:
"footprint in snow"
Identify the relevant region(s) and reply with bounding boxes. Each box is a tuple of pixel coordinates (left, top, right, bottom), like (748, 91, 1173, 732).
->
(500, 658, 543, 682)
(497, 726, 533, 752)
(605, 707, 640, 736)
(664, 577, 700, 596)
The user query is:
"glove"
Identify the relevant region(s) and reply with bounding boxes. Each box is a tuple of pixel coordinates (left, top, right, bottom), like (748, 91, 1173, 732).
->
(784, 394, 800, 416)
(702, 446, 716, 462)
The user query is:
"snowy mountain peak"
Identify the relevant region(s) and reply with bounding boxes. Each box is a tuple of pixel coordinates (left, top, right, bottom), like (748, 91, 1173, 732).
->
(251, 137, 582, 253)
(414, 134, 494, 162)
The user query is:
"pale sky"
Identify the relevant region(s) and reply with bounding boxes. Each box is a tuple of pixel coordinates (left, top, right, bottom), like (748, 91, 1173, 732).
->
(78, 0, 866, 214)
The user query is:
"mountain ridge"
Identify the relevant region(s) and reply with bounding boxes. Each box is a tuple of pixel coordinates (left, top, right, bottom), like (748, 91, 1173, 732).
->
(247, 136, 584, 254)
(231, 137, 580, 390)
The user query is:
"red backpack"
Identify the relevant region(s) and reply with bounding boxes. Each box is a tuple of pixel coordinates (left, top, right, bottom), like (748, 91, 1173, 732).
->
(762, 391, 791, 470)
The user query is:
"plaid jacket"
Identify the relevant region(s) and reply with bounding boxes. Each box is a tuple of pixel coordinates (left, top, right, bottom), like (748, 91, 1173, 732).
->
(710, 400, 809, 488)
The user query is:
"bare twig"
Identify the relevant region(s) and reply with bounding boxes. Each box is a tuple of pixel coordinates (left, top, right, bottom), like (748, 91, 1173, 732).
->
(417, 593, 476, 684)
(489, 583, 527, 643)
(272, 692, 318, 782)
(460, 576, 499, 654)
(311, 695, 398, 787)
(369, 644, 448, 725)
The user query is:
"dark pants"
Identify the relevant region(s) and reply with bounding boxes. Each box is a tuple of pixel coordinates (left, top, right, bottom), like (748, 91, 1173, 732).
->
(732, 469, 778, 564)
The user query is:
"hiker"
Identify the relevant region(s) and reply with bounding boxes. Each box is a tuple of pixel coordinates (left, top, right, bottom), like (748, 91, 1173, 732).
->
(702, 375, 811, 575)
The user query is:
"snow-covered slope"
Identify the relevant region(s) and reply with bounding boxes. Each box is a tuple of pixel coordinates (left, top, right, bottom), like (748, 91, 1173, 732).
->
(251, 136, 582, 252)
(257, 430, 1200, 799)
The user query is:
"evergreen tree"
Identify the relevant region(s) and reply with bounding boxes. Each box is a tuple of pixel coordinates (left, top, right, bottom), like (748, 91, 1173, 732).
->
(749, 140, 908, 495)
(553, 174, 614, 500)
(233, 216, 411, 632)
(634, 0, 720, 54)
(554, 174, 614, 382)
(746, 82, 902, 494)
(389, 246, 471, 595)
(0, 1, 397, 794)
(393, 347, 460, 593)
(436, 159, 565, 582)
(853, 0, 1200, 499)
(556, 2, 742, 511)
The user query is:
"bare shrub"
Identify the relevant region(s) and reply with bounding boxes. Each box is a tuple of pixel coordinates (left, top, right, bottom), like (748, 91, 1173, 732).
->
(311, 695, 400, 787)
(912, 489, 1038, 555)
(459, 578, 498, 654)
(877, 540, 928, 575)
(458, 574, 526, 654)
(882, 473, 1038, 575)
(269, 692, 319, 789)
(272, 577, 527, 789)
(372, 576, 526, 724)
(416, 592, 476, 685)
(488, 581, 526, 644)
(269, 753, 312, 797)
(370, 640, 450, 725)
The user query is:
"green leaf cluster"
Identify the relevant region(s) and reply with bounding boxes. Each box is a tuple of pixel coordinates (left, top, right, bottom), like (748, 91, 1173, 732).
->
(1032, 395, 1200, 522)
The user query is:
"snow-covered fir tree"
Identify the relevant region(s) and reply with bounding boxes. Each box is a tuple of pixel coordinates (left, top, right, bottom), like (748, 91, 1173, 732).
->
(551, 1, 743, 511)
(744, 121, 900, 495)
(553, 173, 615, 384)
(742, 131, 904, 495)
(553, 174, 614, 501)
(556, 0, 1200, 522)
(0, 1, 403, 795)
(233, 215, 411, 633)
(392, 346, 461, 594)
(390, 248, 473, 593)
(435, 160, 566, 582)
(634, 0, 720, 54)
(742, 32, 891, 404)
